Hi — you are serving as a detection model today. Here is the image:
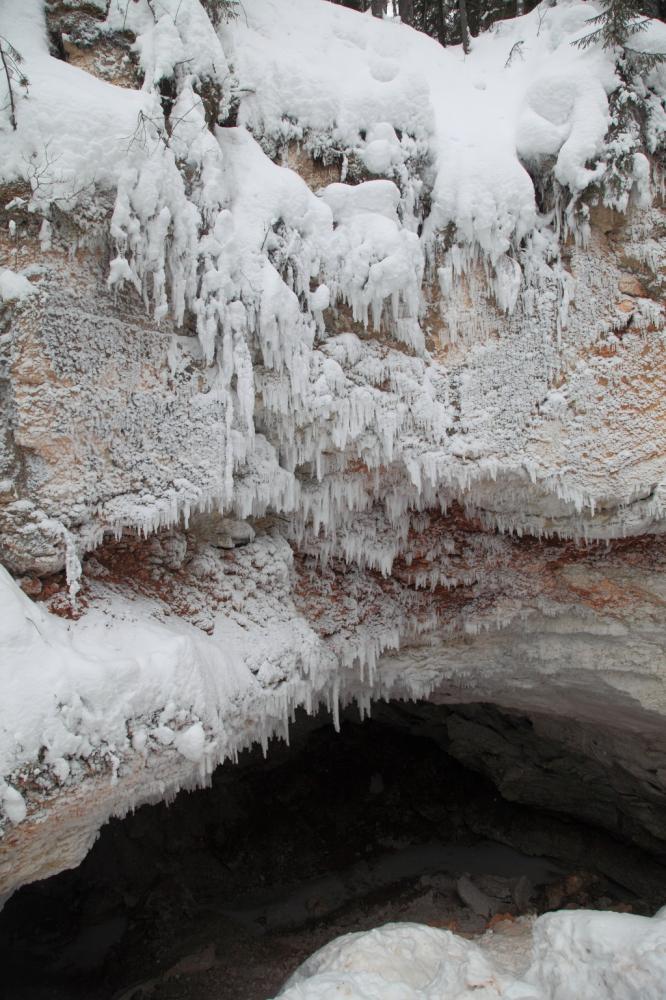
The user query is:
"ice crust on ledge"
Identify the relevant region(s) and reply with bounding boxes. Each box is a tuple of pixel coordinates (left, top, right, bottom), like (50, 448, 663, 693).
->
(0, 549, 336, 817)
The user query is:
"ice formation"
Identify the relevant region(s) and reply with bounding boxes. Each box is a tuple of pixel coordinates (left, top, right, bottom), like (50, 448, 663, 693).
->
(0, 1, 665, 959)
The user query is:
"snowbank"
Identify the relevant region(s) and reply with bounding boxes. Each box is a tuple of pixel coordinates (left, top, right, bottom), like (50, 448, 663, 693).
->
(276, 912, 666, 998)
(0, 0, 143, 209)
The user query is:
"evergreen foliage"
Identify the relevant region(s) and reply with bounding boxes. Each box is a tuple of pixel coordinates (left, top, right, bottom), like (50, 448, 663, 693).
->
(574, 1, 665, 76)
(574, 0, 651, 50)
(200, 0, 240, 27)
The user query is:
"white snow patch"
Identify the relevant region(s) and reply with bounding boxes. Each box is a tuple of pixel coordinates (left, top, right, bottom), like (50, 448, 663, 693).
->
(0, 782, 27, 825)
(174, 722, 206, 762)
(0, 269, 35, 303)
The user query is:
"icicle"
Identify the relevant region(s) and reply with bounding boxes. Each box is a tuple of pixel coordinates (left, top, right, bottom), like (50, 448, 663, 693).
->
(331, 676, 341, 733)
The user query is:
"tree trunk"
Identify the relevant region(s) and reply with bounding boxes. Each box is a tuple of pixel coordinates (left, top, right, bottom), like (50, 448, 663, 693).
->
(437, 0, 447, 45)
(398, 0, 414, 24)
(468, 0, 479, 38)
(371, 0, 384, 17)
(459, 0, 471, 53)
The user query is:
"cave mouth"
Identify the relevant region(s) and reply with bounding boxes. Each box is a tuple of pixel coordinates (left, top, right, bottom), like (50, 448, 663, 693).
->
(1, 701, 665, 1000)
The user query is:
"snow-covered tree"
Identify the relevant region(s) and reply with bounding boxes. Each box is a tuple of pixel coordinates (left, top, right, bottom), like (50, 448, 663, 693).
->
(575, 0, 665, 70)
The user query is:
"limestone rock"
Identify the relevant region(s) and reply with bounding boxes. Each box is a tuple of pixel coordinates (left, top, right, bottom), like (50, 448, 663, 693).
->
(618, 275, 647, 297)
(456, 876, 500, 918)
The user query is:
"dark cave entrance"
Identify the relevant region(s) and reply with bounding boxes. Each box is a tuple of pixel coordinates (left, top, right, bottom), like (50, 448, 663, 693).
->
(1, 701, 665, 1000)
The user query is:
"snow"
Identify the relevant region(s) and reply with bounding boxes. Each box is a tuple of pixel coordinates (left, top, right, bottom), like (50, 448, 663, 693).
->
(279, 922, 523, 998)
(360, 123, 403, 175)
(0, 535, 341, 828)
(275, 914, 666, 999)
(0, 561, 275, 804)
(0, 0, 651, 341)
(106, 0, 230, 91)
(528, 909, 666, 1000)
(0, 0, 144, 211)
(0, 268, 35, 302)
(174, 722, 206, 762)
(227, 0, 622, 268)
(0, 782, 27, 825)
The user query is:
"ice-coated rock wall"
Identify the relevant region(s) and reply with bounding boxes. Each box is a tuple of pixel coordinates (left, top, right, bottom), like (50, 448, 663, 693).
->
(0, 0, 666, 899)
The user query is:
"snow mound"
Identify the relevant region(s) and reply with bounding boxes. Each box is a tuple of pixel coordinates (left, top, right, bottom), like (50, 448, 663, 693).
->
(276, 913, 666, 999)
(229, 0, 629, 266)
(278, 922, 526, 999)
(529, 909, 666, 1000)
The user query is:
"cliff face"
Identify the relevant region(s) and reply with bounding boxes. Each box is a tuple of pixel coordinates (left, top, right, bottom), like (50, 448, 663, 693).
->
(1, 0, 666, 899)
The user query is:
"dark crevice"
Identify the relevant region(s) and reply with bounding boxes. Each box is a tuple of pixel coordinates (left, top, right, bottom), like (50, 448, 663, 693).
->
(47, 28, 68, 62)
(159, 76, 178, 127)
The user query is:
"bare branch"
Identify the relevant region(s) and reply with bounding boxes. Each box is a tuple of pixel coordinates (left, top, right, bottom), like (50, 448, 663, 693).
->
(505, 40, 525, 68)
(0, 34, 29, 131)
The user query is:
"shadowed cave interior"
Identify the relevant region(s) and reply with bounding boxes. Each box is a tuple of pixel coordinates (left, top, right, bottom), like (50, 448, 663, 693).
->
(1, 700, 665, 1000)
